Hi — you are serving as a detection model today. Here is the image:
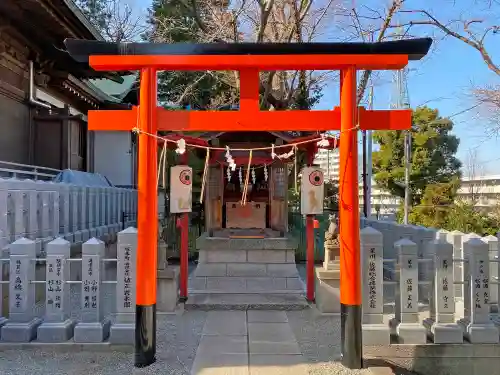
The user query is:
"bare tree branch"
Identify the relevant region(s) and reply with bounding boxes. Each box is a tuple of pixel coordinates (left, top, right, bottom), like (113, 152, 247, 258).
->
(150, 0, 340, 110)
(356, 0, 405, 104)
(396, 9, 500, 75)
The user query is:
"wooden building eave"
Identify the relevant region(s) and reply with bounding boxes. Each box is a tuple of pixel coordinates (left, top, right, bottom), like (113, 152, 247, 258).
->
(0, 0, 122, 83)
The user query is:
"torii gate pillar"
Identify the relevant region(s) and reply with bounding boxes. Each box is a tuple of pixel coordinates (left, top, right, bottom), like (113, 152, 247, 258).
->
(135, 67, 158, 366)
(339, 67, 362, 367)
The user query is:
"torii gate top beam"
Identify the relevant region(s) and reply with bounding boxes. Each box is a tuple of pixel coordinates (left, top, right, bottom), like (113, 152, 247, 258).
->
(64, 38, 432, 133)
(64, 38, 432, 71)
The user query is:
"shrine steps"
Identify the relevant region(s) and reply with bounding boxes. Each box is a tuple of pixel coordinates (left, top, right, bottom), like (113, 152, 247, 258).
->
(190, 232, 307, 310)
(187, 263, 308, 310)
(184, 293, 310, 311)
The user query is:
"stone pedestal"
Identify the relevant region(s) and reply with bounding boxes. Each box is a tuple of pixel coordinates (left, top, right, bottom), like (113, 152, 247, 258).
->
(423, 239, 463, 344)
(314, 268, 340, 313)
(447, 230, 465, 319)
(74, 238, 110, 343)
(157, 267, 179, 312)
(110, 227, 137, 344)
(360, 227, 390, 345)
(323, 243, 339, 270)
(459, 238, 499, 343)
(423, 322, 463, 344)
(483, 235, 499, 312)
(0, 239, 8, 326)
(37, 238, 76, 342)
(394, 238, 426, 344)
(157, 241, 167, 271)
(396, 323, 427, 344)
(1, 238, 42, 342)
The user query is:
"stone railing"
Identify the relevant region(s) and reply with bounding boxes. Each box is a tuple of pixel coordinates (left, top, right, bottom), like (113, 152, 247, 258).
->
(0, 228, 178, 343)
(0, 178, 138, 255)
(359, 217, 500, 345)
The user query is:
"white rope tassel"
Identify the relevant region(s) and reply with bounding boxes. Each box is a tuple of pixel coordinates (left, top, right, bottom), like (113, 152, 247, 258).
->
(157, 140, 167, 189)
(294, 146, 298, 194)
(241, 150, 252, 206)
(175, 138, 186, 155)
(251, 167, 256, 184)
(225, 145, 236, 170)
(317, 133, 330, 147)
(271, 144, 277, 159)
(162, 141, 167, 189)
(199, 148, 210, 204)
(264, 164, 268, 181)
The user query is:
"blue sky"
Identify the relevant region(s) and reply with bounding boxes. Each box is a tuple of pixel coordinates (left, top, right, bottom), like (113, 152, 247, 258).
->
(128, 0, 500, 174)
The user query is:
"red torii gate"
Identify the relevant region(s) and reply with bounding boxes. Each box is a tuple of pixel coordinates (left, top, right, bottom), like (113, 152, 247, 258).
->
(65, 38, 432, 370)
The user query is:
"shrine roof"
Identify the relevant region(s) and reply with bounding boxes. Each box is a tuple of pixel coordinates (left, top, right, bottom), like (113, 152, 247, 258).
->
(64, 38, 432, 64)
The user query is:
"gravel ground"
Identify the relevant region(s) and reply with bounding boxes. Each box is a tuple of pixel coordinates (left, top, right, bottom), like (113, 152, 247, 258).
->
(0, 311, 207, 375)
(0, 261, 422, 375)
(287, 308, 372, 375)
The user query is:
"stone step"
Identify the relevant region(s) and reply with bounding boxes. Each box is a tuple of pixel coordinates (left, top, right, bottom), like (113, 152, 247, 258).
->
(184, 293, 310, 311)
(189, 276, 305, 293)
(194, 263, 300, 277)
(189, 289, 304, 295)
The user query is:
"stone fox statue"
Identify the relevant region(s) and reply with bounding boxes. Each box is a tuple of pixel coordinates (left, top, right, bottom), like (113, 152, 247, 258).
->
(325, 214, 339, 245)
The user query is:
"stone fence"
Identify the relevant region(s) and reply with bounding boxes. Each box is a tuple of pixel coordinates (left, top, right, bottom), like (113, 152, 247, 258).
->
(0, 178, 138, 255)
(0, 227, 178, 343)
(360, 217, 500, 345)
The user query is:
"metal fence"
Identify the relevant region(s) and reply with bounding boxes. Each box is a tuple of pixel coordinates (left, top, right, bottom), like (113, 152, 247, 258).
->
(0, 160, 61, 180)
(158, 209, 333, 263)
(288, 211, 335, 262)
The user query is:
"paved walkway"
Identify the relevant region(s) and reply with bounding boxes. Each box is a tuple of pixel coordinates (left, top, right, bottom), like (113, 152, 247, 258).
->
(191, 311, 307, 375)
(0, 308, 381, 375)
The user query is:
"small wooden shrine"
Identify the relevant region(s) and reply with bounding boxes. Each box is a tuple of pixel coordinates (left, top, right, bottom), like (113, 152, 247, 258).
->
(173, 130, 337, 235)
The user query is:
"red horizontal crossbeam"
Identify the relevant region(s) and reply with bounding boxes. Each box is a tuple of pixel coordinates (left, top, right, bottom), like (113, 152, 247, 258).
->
(89, 54, 408, 71)
(88, 106, 411, 132)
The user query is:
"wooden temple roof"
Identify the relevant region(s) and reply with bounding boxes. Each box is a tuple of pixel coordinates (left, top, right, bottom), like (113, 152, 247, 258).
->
(0, 0, 123, 83)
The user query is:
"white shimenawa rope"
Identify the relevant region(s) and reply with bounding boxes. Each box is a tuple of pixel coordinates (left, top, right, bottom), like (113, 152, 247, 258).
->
(241, 150, 252, 206)
(132, 127, 358, 153)
(157, 140, 167, 189)
(199, 148, 210, 204)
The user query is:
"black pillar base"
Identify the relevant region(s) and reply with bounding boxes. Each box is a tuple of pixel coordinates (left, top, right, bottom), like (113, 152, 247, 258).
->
(340, 303, 363, 369)
(179, 296, 188, 303)
(134, 304, 157, 368)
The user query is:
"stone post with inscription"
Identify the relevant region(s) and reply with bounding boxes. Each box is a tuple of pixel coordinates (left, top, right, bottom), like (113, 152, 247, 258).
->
(74, 238, 111, 342)
(483, 235, 499, 311)
(1, 238, 42, 342)
(419, 227, 437, 303)
(37, 238, 76, 342)
(461, 233, 482, 322)
(58, 183, 71, 241)
(458, 238, 499, 343)
(360, 227, 390, 344)
(109, 227, 137, 344)
(0, 230, 7, 328)
(435, 229, 449, 241)
(447, 230, 465, 319)
(80, 186, 89, 242)
(394, 238, 426, 344)
(423, 239, 463, 343)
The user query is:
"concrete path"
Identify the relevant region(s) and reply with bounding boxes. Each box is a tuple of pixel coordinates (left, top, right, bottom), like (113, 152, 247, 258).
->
(0, 308, 413, 375)
(191, 311, 307, 375)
